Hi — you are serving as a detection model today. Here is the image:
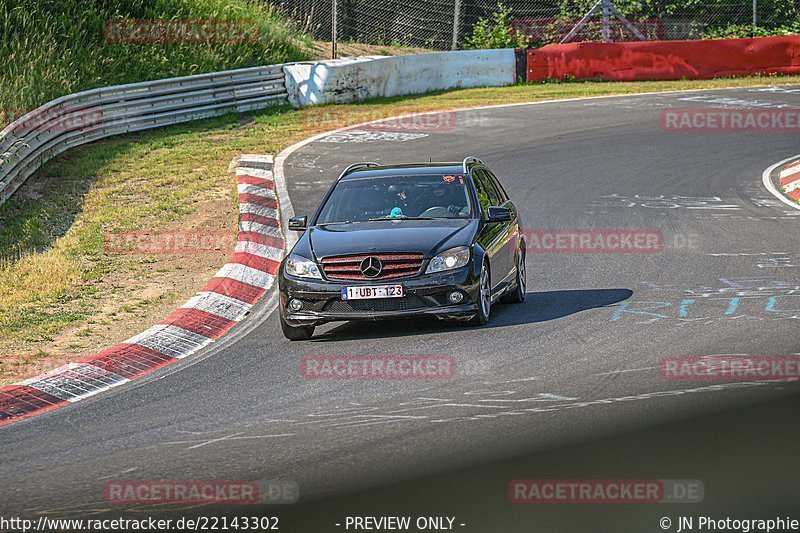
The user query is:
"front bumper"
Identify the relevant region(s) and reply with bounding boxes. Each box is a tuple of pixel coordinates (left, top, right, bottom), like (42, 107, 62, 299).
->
(278, 266, 480, 327)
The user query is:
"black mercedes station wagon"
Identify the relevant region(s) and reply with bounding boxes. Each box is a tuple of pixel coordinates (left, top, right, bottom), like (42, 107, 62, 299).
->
(277, 158, 526, 340)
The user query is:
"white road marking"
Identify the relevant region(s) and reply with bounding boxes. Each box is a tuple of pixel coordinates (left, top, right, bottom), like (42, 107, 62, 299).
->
(165, 432, 295, 449)
(319, 131, 429, 143)
(594, 366, 659, 376)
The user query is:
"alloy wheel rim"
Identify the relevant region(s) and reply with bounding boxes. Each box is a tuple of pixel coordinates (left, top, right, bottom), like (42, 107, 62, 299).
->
(519, 253, 526, 294)
(480, 267, 491, 317)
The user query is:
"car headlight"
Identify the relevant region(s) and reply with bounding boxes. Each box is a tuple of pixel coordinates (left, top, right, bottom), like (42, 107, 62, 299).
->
(285, 254, 322, 279)
(426, 246, 470, 274)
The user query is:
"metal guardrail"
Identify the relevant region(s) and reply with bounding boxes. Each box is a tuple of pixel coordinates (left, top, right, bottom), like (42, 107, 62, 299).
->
(0, 64, 288, 205)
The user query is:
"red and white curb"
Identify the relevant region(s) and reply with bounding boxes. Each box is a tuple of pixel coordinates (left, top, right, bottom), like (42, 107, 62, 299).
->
(779, 159, 800, 201)
(762, 154, 800, 211)
(0, 155, 284, 427)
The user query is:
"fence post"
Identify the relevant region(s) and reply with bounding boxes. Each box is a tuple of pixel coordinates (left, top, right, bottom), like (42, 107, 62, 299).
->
(451, 0, 462, 50)
(601, 0, 611, 42)
(332, 0, 338, 59)
(752, 0, 758, 31)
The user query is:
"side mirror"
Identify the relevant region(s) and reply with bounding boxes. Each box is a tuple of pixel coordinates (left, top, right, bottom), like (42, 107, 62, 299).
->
(487, 206, 513, 222)
(288, 215, 308, 231)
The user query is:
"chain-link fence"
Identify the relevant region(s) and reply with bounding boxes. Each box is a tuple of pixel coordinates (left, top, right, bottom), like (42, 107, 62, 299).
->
(269, 0, 798, 54)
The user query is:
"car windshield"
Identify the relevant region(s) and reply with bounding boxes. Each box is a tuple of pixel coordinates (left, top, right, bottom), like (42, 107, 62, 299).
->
(316, 173, 473, 224)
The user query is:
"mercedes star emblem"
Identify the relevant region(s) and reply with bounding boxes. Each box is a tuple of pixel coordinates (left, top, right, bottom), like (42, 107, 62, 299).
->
(360, 256, 383, 278)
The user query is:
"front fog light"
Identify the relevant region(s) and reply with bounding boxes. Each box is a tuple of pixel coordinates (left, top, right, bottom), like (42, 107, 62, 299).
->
(288, 299, 303, 311)
(449, 291, 464, 303)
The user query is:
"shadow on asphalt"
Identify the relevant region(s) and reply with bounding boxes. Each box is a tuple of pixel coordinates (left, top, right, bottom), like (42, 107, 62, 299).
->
(272, 390, 800, 532)
(311, 288, 633, 341)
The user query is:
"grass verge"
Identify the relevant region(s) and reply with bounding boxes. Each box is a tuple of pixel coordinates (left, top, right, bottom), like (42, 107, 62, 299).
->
(0, 0, 310, 123)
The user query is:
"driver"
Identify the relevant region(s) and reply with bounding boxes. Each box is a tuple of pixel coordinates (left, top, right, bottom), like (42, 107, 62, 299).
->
(422, 180, 465, 216)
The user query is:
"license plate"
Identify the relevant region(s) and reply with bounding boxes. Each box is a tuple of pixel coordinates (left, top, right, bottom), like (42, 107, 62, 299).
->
(341, 285, 404, 300)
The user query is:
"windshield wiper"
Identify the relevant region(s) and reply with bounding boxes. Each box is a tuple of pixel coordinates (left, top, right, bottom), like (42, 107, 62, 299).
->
(367, 216, 435, 222)
(317, 221, 352, 227)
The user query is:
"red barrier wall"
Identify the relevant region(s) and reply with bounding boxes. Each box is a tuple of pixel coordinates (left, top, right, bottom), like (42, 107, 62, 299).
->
(527, 35, 800, 82)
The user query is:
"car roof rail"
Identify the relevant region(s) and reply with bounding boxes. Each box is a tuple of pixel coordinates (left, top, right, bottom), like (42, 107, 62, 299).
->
(462, 156, 483, 174)
(339, 162, 381, 179)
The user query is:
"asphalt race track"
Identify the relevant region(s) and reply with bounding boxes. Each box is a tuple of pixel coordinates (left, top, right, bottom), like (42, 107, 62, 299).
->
(2, 86, 800, 531)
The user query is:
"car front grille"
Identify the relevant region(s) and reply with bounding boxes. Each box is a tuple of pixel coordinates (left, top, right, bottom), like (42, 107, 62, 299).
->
(320, 253, 424, 281)
(323, 295, 428, 313)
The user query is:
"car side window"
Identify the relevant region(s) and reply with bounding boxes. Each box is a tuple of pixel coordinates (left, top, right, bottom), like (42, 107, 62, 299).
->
(471, 169, 492, 217)
(473, 169, 502, 217)
(485, 169, 509, 203)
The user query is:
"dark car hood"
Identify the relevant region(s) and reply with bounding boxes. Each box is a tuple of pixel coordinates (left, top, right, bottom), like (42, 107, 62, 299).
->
(308, 219, 477, 259)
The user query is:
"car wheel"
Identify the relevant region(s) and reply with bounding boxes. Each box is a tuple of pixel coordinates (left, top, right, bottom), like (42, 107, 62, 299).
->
(468, 261, 491, 326)
(280, 312, 315, 341)
(501, 247, 526, 304)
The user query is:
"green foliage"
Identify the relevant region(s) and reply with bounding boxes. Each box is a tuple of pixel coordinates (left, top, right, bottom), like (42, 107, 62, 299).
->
(465, 2, 527, 50)
(703, 21, 800, 39)
(539, 0, 799, 43)
(0, 0, 311, 123)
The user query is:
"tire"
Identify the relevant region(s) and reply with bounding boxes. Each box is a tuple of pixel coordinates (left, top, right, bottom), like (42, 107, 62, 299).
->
(280, 312, 315, 340)
(501, 247, 526, 304)
(468, 261, 491, 326)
